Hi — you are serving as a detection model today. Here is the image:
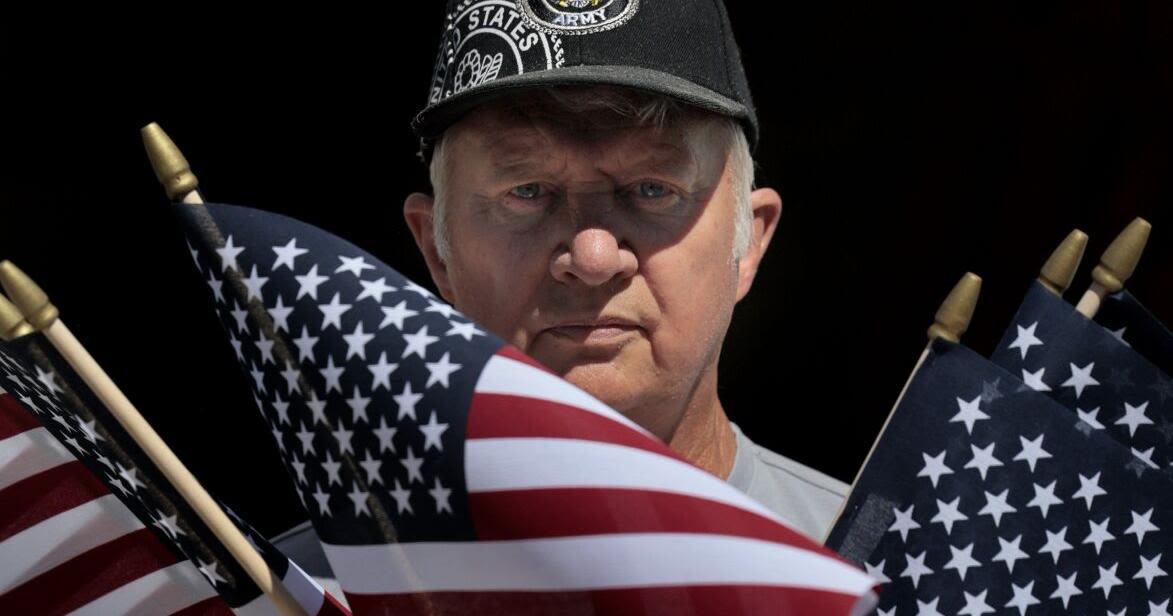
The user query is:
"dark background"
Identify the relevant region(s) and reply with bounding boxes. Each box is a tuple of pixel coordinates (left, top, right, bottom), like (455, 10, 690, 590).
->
(2, 3, 1169, 538)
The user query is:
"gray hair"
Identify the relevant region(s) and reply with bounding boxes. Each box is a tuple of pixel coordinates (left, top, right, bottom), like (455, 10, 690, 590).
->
(428, 88, 755, 264)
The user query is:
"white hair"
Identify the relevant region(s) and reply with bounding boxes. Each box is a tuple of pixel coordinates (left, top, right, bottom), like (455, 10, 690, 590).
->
(428, 90, 755, 263)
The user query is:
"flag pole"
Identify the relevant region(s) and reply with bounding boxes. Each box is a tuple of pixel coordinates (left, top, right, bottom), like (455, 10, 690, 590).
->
(142, 122, 205, 205)
(0, 293, 34, 341)
(825, 272, 981, 543)
(1074, 217, 1151, 318)
(0, 262, 309, 616)
(1038, 229, 1087, 297)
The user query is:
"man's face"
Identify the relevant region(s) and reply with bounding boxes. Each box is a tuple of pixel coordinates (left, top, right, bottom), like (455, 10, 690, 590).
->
(411, 104, 752, 440)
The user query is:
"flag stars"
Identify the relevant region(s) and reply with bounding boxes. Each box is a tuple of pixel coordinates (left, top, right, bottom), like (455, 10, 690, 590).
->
(888, 504, 920, 542)
(1115, 400, 1153, 437)
(268, 296, 294, 332)
(291, 456, 308, 485)
(250, 364, 266, 391)
(1039, 526, 1073, 564)
(991, 534, 1029, 573)
(78, 419, 104, 444)
(914, 598, 944, 616)
(429, 477, 453, 514)
(295, 423, 316, 454)
(1084, 517, 1115, 554)
(346, 388, 371, 425)
(358, 452, 383, 486)
(864, 559, 890, 584)
(950, 395, 989, 434)
(271, 238, 308, 271)
(373, 418, 397, 453)
(348, 485, 371, 517)
(368, 352, 398, 391)
(942, 543, 980, 581)
(332, 422, 355, 455)
(1049, 571, 1082, 608)
(281, 362, 302, 395)
(1135, 554, 1167, 589)
(271, 392, 290, 425)
(117, 463, 147, 494)
(380, 300, 419, 330)
(295, 264, 329, 300)
(446, 321, 482, 341)
(318, 293, 352, 331)
(420, 412, 449, 452)
(241, 265, 268, 302)
(229, 301, 249, 332)
(1091, 563, 1123, 599)
(1124, 508, 1159, 545)
(198, 559, 227, 587)
(957, 590, 995, 616)
(1012, 434, 1052, 472)
(930, 497, 968, 534)
(1072, 472, 1106, 509)
(1008, 321, 1044, 359)
(311, 484, 331, 517)
(402, 279, 434, 299)
(153, 511, 185, 540)
(356, 277, 397, 303)
(1026, 480, 1062, 518)
(321, 451, 343, 486)
(400, 448, 425, 485)
(205, 270, 225, 303)
(306, 392, 329, 426)
(292, 327, 319, 363)
(917, 450, 953, 488)
(1021, 367, 1052, 392)
(321, 356, 345, 394)
(1061, 361, 1099, 398)
(390, 479, 413, 514)
(336, 255, 375, 277)
(964, 442, 1002, 480)
(899, 551, 932, 588)
(1004, 581, 1040, 616)
(394, 382, 424, 421)
(1149, 600, 1172, 616)
(424, 298, 459, 319)
(214, 235, 245, 272)
(343, 322, 375, 360)
(1075, 406, 1105, 433)
(402, 325, 439, 360)
(254, 333, 276, 365)
(425, 352, 462, 389)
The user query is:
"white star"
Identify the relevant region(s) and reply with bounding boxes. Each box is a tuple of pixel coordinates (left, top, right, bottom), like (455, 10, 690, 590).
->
(1125, 508, 1159, 545)
(1133, 446, 1160, 470)
(295, 423, 316, 454)
(1039, 526, 1073, 564)
(917, 450, 953, 488)
(373, 417, 397, 453)
(1008, 321, 1044, 359)
(295, 264, 329, 300)
(424, 298, 459, 319)
(1136, 554, 1167, 589)
(957, 590, 995, 616)
(292, 326, 318, 363)
(390, 479, 413, 514)
(347, 485, 371, 517)
(401, 325, 439, 360)
(877, 609, 895, 616)
(358, 452, 383, 486)
(37, 365, 63, 392)
(900, 551, 933, 588)
(1115, 400, 1153, 437)
(215, 235, 245, 272)
(343, 322, 375, 360)
(153, 511, 185, 540)
(271, 392, 290, 425)
(241, 265, 268, 302)
(336, 255, 375, 277)
(888, 504, 920, 541)
(428, 477, 453, 514)
(950, 395, 989, 434)
(401, 448, 424, 485)
(311, 484, 331, 517)
(393, 381, 424, 421)
(1005, 581, 1040, 616)
(291, 456, 308, 485)
(321, 451, 342, 486)
(864, 559, 890, 584)
(1149, 599, 1172, 616)
(1049, 571, 1082, 608)
(270, 427, 285, 453)
(1091, 563, 1123, 599)
(229, 301, 249, 332)
(346, 387, 370, 425)
(268, 295, 294, 332)
(1061, 361, 1099, 398)
(250, 364, 266, 391)
(943, 543, 980, 581)
(964, 442, 1002, 480)
(930, 497, 968, 534)
(1084, 517, 1115, 554)
(991, 534, 1029, 573)
(281, 362, 301, 394)
(420, 412, 449, 452)
(1076, 406, 1105, 430)
(198, 559, 227, 587)
(271, 238, 307, 271)
(1072, 472, 1106, 509)
(1108, 326, 1128, 345)
(379, 300, 419, 330)
(1026, 480, 1062, 518)
(402, 279, 434, 299)
(78, 419, 104, 444)
(186, 239, 201, 266)
(254, 333, 275, 365)
(205, 270, 225, 303)
(306, 392, 328, 426)
(320, 356, 344, 394)
(446, 321, 483, 341)
(914, 597, 944, 616)
(318, 292, 352, 331)
(332, 422, 354, 455)
(118, 463, 147, 493)
(1013, 434, 1052, 472)
(1021, 367, 1052, 391)
(368, 352, 398, 391)
(356, 277, 396, 302)
(425, 352, 462, 388)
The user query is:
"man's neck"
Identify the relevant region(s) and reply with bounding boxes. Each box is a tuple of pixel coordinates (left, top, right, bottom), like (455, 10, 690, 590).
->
(665, 377, 738, 480)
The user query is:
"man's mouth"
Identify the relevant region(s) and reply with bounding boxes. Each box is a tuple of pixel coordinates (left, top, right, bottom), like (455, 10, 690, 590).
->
(540, 318, 643, 345)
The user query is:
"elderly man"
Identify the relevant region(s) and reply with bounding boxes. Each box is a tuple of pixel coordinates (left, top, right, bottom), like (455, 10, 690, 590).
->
(274, 0, 849, 581)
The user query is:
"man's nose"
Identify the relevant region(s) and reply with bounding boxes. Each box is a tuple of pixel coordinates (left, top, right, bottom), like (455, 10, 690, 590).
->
(550, 227, 637, 286)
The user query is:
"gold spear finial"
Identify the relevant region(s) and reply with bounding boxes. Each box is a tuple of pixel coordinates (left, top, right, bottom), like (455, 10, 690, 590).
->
(927, 272, 981, 343)
(1038, 229, 1088, 296)
(0, 294, 35, 341)
(0, 261, 59, 331)
(141, 122, 200, 200)
(1091, 217, 1151, 293)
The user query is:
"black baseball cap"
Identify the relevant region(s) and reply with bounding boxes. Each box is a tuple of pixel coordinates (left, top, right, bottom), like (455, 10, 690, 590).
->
(412, 0, 758, 153)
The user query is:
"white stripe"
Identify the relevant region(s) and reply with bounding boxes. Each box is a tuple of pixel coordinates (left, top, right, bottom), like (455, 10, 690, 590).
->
(475, 355, 652, 437)
(0, 494, 144, 591)
(323, 533, 874, 598)
(66, 561, 217, 616)
(466, 438, 783, 523)
(0, 427, 74, 491)
(234, 594, 282, 616)
(283, 558, 326, 615)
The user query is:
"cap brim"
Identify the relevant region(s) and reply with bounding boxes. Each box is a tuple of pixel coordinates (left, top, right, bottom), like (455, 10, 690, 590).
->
(412, 64, 757, 145)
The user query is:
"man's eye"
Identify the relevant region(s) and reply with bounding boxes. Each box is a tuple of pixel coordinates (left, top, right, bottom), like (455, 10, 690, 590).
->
(636, 181, 669, 199)
(509, 183, 544, 199)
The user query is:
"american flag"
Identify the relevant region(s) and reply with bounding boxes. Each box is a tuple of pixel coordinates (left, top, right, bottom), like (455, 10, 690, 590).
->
(990, 282, 1173, 480)
(827, 338, 1173, 614)
(174, 200, 877, 615)
(0, 331, 348, 615)
(1095, 289, 1173, 377)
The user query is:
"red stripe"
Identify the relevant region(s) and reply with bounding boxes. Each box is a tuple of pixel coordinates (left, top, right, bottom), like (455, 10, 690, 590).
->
(467, 393, 678, 460)
(344, 584, 864, 615)
(0, 528, 183, 616)
(0, 393, 42, 440)
(469, 487, 815, 547)
(172, 597, 235, 615)
(0, 461, 109, 543)
(320, 592, 355, 616)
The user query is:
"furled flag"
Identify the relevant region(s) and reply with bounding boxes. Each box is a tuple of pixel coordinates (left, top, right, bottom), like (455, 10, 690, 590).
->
(1095, 289, 1173, 377)
(0, 331, 349, 615)
(827, 338, 1173, 614)
(990, 281, 1173, 479)
(173, 200, 877, 615)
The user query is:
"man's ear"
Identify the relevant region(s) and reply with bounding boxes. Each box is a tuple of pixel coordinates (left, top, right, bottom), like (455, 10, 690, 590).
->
(403, 192, 455, 302)
(735, 187, 782, 301)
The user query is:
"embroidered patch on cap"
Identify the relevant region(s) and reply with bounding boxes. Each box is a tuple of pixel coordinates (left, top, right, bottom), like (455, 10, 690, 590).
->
(517, 0, 639, 35)
(428, 0, 565, 105)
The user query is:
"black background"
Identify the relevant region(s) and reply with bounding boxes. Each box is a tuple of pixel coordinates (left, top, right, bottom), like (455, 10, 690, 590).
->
(2, 3, 1169, 538)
